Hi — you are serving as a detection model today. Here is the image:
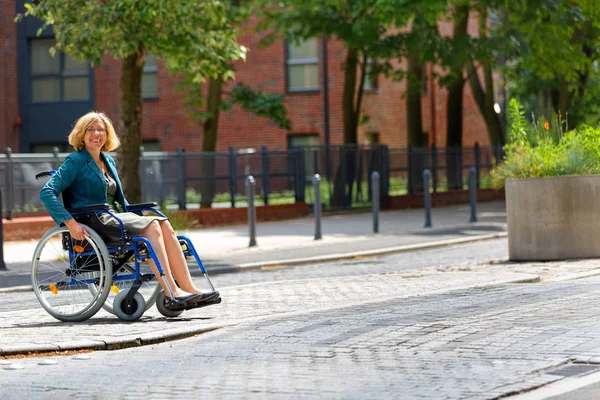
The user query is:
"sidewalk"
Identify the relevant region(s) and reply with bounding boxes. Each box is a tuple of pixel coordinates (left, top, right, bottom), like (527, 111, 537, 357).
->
(0, 201, 508, 289)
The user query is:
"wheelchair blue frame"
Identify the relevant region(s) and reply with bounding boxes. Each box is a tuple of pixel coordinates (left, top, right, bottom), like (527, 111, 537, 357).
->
(39, 169, 215, 305)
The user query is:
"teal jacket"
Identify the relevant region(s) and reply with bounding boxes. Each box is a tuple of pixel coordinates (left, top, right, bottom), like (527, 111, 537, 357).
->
(40, 148, 128, 226)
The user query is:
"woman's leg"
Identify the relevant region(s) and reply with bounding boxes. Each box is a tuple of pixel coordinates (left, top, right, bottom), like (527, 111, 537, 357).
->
(140, 221, 193, 298)
(157, 220, 204, 293)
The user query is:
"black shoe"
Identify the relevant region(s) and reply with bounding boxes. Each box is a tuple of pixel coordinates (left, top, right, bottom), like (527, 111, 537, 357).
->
(190, 291, 220, 304)
(168, 292, 204, 303)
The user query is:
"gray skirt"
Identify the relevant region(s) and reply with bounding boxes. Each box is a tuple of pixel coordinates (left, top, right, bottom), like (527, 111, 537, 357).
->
(98, 212, 168, 236)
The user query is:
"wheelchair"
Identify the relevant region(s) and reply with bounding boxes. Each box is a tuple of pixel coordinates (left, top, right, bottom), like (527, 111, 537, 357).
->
(32, 170, 221, 322)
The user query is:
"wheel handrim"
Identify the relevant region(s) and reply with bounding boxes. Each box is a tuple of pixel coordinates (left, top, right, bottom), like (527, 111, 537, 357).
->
(32, 226, 110, 321)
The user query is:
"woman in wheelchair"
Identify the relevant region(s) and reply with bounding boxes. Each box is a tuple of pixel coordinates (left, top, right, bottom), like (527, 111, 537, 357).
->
(39, 112, 219, 320)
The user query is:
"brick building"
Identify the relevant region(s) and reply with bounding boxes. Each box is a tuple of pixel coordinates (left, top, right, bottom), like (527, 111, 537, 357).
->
(1, 0, 495, 154)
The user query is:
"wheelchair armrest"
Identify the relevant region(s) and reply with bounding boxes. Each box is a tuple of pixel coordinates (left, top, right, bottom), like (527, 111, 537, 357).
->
(67, 203, 111, 214)
(126, 202, 160, 211)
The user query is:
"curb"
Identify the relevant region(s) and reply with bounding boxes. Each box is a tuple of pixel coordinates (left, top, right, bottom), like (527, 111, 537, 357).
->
(0, 232, 508, 294)
(0, 325, 228, 356)
(207, 232, 509, 273)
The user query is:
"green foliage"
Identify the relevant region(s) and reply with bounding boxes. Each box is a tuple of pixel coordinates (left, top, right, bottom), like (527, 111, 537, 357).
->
(492, 99, 600, 187)
(226, 84, 292, 130)
(501, 0, 600, 126)
(256, 0, 448, 144)
(17, 0, 246, 81)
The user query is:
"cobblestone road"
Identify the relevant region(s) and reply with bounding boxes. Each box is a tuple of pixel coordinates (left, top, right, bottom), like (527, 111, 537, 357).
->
(2, 239, 600, 399)
(2, 277, 600, 399)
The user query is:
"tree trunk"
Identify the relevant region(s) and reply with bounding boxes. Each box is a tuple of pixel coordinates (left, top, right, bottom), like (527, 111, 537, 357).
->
(467, 62, 504, 146)
(407, 52, 425, 146)
(332, 47, 361, 208)
(342, 47, 359, 144)
(446, 76, 464, 190)
(117, 47, 144, 203)
(407, 50, 427, 191)
(199, 77, 223, 208)
(446, 6, 469, 190)
(536, 91, 554, 121)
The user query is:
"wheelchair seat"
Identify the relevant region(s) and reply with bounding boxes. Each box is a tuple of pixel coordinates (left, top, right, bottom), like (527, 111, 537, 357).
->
(72, 210, 128, 247)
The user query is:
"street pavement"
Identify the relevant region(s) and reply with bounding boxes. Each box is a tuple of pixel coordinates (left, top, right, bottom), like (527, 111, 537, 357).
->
(4, 200, 600, 398)
(0, 198, 589, 354)
(3, 238, 600, 399)
(0, 200, 516, 353)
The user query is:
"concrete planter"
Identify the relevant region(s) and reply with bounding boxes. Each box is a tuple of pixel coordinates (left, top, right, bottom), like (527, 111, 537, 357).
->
(506, 175, 600, 261)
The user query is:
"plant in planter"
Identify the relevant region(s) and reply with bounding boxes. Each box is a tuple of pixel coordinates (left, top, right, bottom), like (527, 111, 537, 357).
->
(492, 99, 600, 187)
(492, 99, 600, 261)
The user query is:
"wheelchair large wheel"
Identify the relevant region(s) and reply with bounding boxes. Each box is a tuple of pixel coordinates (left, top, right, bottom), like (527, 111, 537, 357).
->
(90, 262, 160, 315)
(31, 224, 112, 322)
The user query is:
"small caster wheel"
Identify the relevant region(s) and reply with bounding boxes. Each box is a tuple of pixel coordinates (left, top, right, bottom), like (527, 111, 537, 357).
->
(156, 290, 184, 318)
(114, 291, 145, 322)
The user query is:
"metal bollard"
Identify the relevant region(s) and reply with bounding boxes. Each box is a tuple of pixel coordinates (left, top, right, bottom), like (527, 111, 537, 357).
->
(4, 148, 12, 220)
(312, 174, 322, 240)
(52, 146, 60, 170)
(371, 171, 380, 233)
(423, 169, 432, 228)
(0, 188, 6, 270)
(469, 167, 477, 222)
(176, 148, 187, 210)
(246, 176, 257, 247)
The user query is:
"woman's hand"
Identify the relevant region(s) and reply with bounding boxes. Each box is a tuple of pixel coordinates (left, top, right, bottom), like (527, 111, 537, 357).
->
(64, 219, 89, 241)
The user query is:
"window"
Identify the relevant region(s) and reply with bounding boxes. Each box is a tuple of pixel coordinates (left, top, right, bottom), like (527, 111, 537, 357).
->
(286, 39, 319, 92)
(288, 134, 320, 148)
(30, 39, 90, 103)
(141, 140, 161, 152)
(363, 58, 377, 91)
(142, 54, 158, 99)
(288, 134, 321, 176)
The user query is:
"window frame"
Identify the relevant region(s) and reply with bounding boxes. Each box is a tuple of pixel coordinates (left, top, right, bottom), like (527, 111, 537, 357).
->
(142, 54, 159, 100)
(287, 133, 321, 149)
(30, 38, 91, 104)
(285, 38, 320, 93)
(362, 58, 378, 92)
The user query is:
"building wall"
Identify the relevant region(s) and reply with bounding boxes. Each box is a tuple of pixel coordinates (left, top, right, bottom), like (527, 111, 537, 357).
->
(0, 0, 20, 151)
(2, 3, 495, 153)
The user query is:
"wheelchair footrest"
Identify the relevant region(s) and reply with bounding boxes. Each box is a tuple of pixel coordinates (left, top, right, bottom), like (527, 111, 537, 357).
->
(166, 295, 221, 312)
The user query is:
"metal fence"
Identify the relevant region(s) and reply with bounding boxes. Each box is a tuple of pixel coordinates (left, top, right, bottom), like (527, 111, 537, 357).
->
(387, 144, 504, 195)
(0, 144, 504, 218)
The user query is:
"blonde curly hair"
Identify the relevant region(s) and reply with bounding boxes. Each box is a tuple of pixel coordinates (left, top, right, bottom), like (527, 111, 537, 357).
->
(68, 111, 120, 152)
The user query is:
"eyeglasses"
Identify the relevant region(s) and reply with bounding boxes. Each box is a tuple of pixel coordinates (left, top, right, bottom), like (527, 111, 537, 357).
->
(86, 127, 106, 134)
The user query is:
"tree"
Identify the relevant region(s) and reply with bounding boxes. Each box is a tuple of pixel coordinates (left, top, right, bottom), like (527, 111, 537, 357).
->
(258, 0, 447, 205)
(400, 9, 445, 191)
(170, 1, 291, 208)
(501, 0, 600, 127)
(19, 0, 246, 203)
(417, 0, 506, 188)
(465, 1, 505, 147)
(182, 79, 292, 207)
